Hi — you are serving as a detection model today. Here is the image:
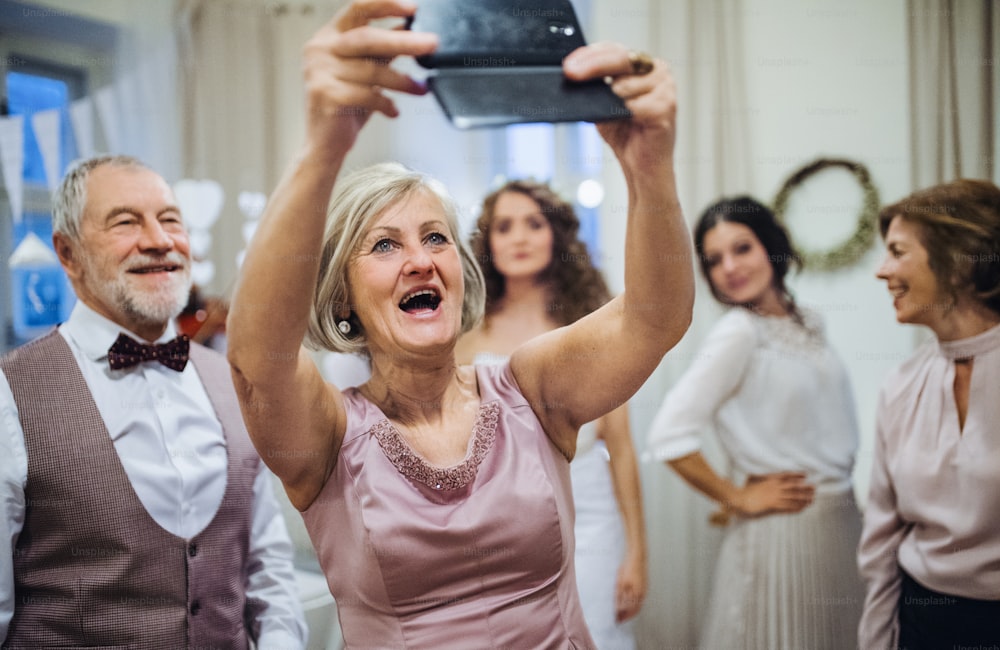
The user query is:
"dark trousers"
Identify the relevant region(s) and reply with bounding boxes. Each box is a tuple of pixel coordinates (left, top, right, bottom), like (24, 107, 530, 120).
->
(898, 570, 1000, 649)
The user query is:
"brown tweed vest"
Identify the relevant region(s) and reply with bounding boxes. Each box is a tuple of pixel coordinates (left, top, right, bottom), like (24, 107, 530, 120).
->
(0, 330, 259, 649)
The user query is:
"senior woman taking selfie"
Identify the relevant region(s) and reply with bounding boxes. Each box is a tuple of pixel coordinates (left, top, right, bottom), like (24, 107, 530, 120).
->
(225, 0, 693, 647)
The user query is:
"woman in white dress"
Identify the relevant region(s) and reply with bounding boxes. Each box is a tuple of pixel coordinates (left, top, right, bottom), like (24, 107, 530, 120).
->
(647, 196, 864, 649)
(456, 180, 647, 649)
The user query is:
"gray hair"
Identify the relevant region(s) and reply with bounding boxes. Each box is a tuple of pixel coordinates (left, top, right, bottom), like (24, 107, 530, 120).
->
(307, 162, 486, 355)
(52, 154, 150, 241)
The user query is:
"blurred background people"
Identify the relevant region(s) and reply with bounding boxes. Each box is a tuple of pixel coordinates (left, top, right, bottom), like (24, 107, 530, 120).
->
(859, 178, 1000, 649)
(177, 285, 229, 350)
(647, 196, 864, 649)
(457, 179, 648, 648)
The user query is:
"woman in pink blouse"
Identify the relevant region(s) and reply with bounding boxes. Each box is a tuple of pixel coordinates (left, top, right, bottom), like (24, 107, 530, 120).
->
(859, 178, 1000, 649)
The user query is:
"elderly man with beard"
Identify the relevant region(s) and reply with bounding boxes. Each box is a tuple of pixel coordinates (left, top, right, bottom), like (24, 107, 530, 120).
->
(0, 155, 306, 649)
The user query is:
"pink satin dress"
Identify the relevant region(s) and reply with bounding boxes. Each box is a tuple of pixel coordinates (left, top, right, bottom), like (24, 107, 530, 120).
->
(301, 361, 595, 649)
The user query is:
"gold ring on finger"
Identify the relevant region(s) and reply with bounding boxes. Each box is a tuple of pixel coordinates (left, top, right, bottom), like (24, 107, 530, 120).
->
(627, 50, 654, 76)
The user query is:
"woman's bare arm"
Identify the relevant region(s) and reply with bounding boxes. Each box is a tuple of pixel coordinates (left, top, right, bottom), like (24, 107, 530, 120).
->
(512, 45, 694, 454)
(226, 0, 437, 509)
(598, 405, 648, 622)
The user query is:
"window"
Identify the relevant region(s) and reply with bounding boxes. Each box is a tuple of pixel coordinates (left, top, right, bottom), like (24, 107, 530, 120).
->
(4, 70, 79, 345)
(502, 121, 606, 266)
(0, 1, 117, 351)
(7, 69, 79, 185)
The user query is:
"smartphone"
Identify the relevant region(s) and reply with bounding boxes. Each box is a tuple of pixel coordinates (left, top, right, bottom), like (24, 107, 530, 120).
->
(407, 0, 630, 129)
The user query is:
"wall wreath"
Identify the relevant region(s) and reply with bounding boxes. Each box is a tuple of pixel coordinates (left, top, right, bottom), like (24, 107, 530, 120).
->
(772, 158, 880, 272)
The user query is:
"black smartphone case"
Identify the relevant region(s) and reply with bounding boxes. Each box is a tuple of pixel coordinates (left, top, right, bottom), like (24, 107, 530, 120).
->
(408, 0, 630, 129)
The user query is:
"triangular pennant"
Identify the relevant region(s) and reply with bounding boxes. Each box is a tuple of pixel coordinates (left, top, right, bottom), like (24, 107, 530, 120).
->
(69, 96, 97, 159)
(114, 71, 141, 158)
(0, 115, 25, 223)
(31, 109, 62, 192)
(8, 231, 59, 269)
(93, 84, 122, 153)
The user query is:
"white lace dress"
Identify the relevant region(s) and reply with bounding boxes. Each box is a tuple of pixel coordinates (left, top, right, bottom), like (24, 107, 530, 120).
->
(647, 308, 864, 649)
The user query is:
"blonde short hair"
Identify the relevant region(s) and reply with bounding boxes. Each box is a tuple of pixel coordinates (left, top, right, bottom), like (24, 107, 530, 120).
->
(306, 162, 485, 354)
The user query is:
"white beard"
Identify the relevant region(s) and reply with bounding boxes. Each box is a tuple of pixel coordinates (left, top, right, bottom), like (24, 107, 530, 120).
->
(85, 252, 193, 329)
(113, 270, 193, 325)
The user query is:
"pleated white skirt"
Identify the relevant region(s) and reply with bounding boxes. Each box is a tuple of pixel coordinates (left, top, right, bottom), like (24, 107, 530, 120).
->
(698, 489, 864, 650)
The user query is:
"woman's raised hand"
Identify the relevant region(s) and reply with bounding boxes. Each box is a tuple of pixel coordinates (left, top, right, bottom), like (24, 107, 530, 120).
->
(563, 42, 677, 174)
(302, 0, 438, 154)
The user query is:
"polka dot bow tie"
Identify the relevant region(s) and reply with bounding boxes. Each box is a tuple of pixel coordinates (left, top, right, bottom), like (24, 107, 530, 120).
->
(107, 333, 190, 372)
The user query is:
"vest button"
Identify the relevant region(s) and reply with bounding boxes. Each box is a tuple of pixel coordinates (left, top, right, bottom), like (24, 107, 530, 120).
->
(188, 543, 198, 557)
(190, 600, 201, 615)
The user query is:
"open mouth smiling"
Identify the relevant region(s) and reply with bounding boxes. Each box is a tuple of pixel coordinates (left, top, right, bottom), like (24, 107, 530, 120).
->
(129, 264, 182, 274)
(399, 288, 442, 313)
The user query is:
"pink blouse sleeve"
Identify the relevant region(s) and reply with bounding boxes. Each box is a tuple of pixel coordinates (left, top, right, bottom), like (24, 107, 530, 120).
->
(857, 388, 908, 650)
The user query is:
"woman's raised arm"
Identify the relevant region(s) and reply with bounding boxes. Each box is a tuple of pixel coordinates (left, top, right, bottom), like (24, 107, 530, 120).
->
(226, 0, 437, 509)
(512, 44, 694, 454)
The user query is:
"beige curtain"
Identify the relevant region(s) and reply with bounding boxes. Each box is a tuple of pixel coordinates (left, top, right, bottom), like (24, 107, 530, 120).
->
(176, 0, 340, 295)
(908, 0, 999, 188)
(589, 2, 752, 647)
(107, 2, 185, 182)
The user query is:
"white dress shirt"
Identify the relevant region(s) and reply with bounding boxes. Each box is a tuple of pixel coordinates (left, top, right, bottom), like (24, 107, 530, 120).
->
(0, 301, 306, 648)
(647, 308, 860, 493)
(857, 322, 1000, 650)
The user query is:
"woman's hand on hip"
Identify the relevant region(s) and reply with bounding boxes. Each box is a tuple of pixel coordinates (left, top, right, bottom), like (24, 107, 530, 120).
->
(730, 472, 815, 517)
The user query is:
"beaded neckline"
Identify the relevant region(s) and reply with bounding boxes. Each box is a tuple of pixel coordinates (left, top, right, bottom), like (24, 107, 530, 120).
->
(371, 401, 500, 491)
(749, 308, 826, 353)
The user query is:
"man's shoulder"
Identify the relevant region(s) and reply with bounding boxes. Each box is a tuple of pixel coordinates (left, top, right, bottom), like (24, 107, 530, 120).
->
(0, 329, 67, 369)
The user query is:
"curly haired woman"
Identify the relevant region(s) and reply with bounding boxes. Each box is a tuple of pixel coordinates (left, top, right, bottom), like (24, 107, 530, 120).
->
(457, 180, 648, 649)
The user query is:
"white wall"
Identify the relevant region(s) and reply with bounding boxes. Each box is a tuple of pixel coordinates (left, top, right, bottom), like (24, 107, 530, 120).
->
(741, 0, 915, 499)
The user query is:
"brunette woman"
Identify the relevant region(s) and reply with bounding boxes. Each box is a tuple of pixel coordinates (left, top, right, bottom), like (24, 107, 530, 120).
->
(647, 196, 864, 649)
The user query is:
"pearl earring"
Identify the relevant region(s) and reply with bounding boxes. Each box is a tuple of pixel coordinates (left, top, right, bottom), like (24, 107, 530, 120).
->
(337, 320, 352, 335)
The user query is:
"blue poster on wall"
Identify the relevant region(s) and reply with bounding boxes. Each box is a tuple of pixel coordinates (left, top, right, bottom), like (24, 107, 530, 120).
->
(4, 71, 79, 347)
(8, 232, 67, 342)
